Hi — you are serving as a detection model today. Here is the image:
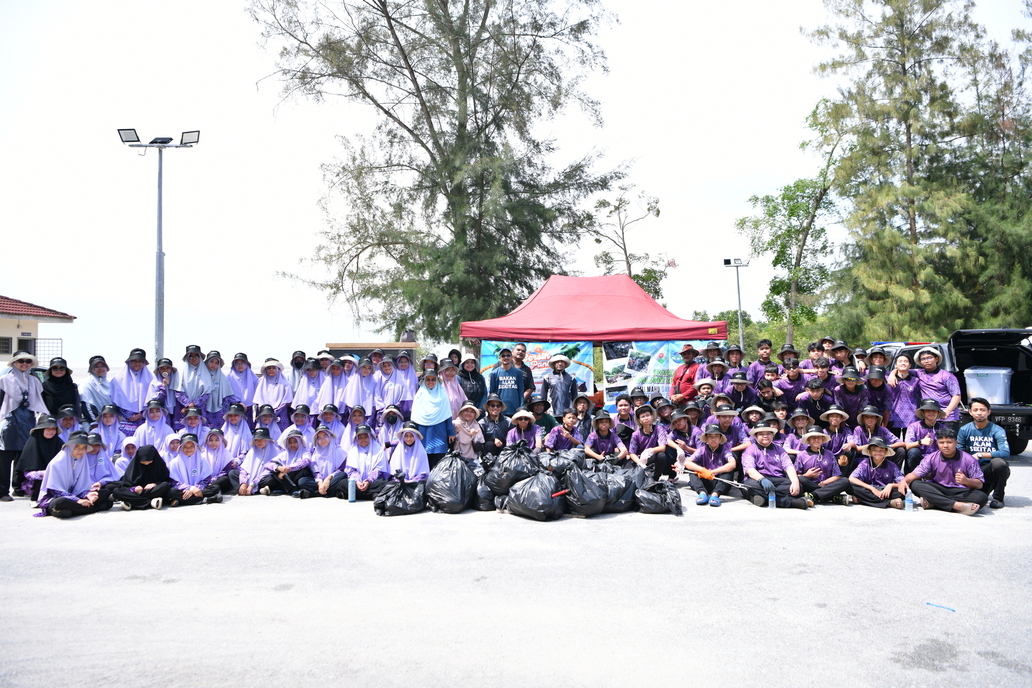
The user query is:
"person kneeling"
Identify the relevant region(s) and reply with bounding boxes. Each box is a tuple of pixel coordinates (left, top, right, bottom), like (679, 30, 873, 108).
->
(898, 428, 988, 516)
(682, 423, 736, 507)
(167, 433, 223, 506)
(795, 425, 850, 505)
(848, 437, 905, 509)
(344, 424, 389, 499)
(741, 421, 809, 509)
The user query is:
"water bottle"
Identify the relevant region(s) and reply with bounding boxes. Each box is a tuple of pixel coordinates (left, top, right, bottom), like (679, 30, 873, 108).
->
(904, 490, 914, 512)
(768, 491, 777, 509)
(348, 478, 357, 502)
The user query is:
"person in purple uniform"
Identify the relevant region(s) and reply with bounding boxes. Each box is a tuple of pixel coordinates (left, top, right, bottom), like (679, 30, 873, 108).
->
(202, 429, 239, 495)
(740, 421, 810, 509)
(167, 433, 223, 506)
(705, 358, 733, 395)
(799, 342, 823, 371)
(887, 353, 921, 435)
(726, 371, 757, 410)
(627, 404, 672, 479)
(853, 405, 904, 455)
(544, 408, 584, 451)
(253, 359, 294, 430)
(801, 357, 840, 395)
(297, 427, 349, 498)
(584, 409, 627, 461)
(109, 348, 154, 433)
(15, 416, 62, 502)
(912, 348, 962, 429)
(774, 357, 807, 401)
(237, 427, 283, 496)
(379, 356, 415, 422)
(506, 407, 543, 453)
(797, 378, 836, 427)
(345, 424, 390, 499)
(226, 353, 258, 427)
(724, 344, 748, 376)
(280, 405, 316, 449)
(35, 434, 114, 518)
(903, 398, 947, 473)
(746, 339, 776, 384)
(171, 345, 210, 429)
(794, 425, 850, 505)
(848, 437, 906, 509)
(291, 359, 325, 417)
(864, 366, 892, 425)
(782, 408, 815, 457)
(833, 366, 869, 427)
(389, 423, 430, 483)
(682, 423, 736, 507)
(818, 405, 854, 469)
(899, 428, 988, 515)
(201, 350, 240, 429)
(261, 429, 312, 496)
(221, 403, 253, 464)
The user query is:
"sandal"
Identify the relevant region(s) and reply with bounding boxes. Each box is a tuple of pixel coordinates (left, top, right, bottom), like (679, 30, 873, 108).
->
(695, 492, 709, 506)
(709, 494, 721, 507)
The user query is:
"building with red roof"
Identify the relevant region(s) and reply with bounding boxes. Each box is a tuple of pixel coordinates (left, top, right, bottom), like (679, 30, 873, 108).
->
(0, 295, 75, 363)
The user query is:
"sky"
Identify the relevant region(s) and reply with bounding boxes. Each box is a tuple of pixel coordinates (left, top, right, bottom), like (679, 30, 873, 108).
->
(0, 0, 1026, 371)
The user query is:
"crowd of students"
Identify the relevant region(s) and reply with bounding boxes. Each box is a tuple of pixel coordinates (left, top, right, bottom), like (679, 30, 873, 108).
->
(0, 336, 1016, 518)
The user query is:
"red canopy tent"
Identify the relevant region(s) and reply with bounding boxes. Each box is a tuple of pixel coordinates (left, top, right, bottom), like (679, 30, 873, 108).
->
(459, 275, 727, 342)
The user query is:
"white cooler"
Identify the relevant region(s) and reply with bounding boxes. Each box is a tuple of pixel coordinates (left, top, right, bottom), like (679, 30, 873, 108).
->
(963, 367, 1013, 405)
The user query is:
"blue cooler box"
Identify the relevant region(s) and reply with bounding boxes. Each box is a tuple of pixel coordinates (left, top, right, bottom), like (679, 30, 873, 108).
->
(963, 367, 1013, 405)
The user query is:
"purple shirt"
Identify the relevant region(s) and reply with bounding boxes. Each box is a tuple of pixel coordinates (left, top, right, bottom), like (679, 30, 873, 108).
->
(794, 448, 841, 483)
(797, 391, 835, 423)
(585, 430, 625, 456)
(691, 443, 734, 471)
(851, 458, 904, 488)
(905, 420, 946, 457)
(890, 373, 921, 427)
(866, 382, 891, 414)
(834, 385, 870, 427)
(506, 425, 543, 448)
(741, 443, 794, 478)
(628, 425, 668, 456)
(544, 425, 582, 451)
(701, 418, 747, 447)
(727, 385, 758, 410)
(852, 425, 898, 447)
(747, 359, 777, 384)
(825, 427, 852, 456)
(914, 450, 984, 488)
(775, 376, 807, 400)
(915, 368, 962, 421)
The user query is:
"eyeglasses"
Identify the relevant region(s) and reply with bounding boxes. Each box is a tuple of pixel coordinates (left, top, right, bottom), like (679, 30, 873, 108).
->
(51, 366, 66, 371)
(784, 365, 799, 370)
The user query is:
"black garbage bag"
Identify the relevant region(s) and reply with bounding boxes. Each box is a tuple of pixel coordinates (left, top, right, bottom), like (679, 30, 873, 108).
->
(586, 455, 619, 474)
(562, 465, 606, 517)
(539, 447, 587, 478)
(373, 472, 427, 516)
(600, 471, 637, 513)
(494, 494, 508, 511)
(506, 472, 564, 522)
(484, 441, 537, 496)
(471, 455, 497, 510)
(616, 463, 647, 489)
(635, 479, 684, 516)
(426, 452, 476, 514)
(556, 447, 587, 469)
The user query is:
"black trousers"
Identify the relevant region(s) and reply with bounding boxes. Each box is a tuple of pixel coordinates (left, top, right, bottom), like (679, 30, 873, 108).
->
(111, 482, 170, 509)
(355, 478, 387, 500)
(427, 453, 446, 471)
(168, 483, 221, 506)
(210, 469, 240, 494)
(297, 472, 350, 497)
(853, 486, 904, 509)
(742, 475, 796, 508)
(910, 480, 988, 512)
(688, 473, 729, 496)
(645, 447, 678, 481)
(48, 489, 114, 518)
(798, 476, 848, 503)
(905, 447, 928, 474)
(981, 458, 1010, 500)
(0, 449, 18, 496)
(258, 467, 312, 494)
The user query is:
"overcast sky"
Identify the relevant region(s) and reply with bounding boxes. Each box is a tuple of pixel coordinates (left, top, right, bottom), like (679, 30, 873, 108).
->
(0, 0, 1025, 370)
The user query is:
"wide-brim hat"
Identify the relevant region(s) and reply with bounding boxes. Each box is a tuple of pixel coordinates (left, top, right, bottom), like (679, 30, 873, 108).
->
(460, 353, 479, 367)
(700, 423, 727, 444)
(835, 366, 863, 384)
(127, 348, 148, 363)
(205, 351, 223, 366)
(155, 358, 174, 370)
(88, 355, 107, 370)
(866, 366, 887, 381)
(916, 398, 946, 419)
(800, 425, 830, 443)
(85, 433, 107, 449)
(830, 340, 852, 353)
(819, 336, 836, 346)
(915, 347, 943, 363)
(396, 350, 412, 362)
(549, 354, 572, 368)
(862, 436, 896, 457)
(304, 358, 321, 371)
(819, 405, 848, 422)
(145, 399, 165, 411)
(31, 415, 58, 432)
(853, 348, 868, 358)
(629, 387, 648, 400)
(262, 358, 285, 372)
(293, 404, 311, 417)
(314, 426, 338, 441)
(858, 405, 884, 419)
(183, 407, 204, 418)
(280, 429, 307, 447)
(527, 394, 551, 412)
(777, 343, 799, 360)
(47, 357, 71, 374)
(749, 421, 778, 437)
(227, 403, 247, 416)
(252, 427, 273, 443)
(257, 404, 275, 416)
(483, 393, 507, 412)
(358, 357, 374, 370)
(591, 409, 613, 429)
(182, 345, 202, 362)
(742, 405, 766, 418)
(63, 434, 90, 448)
(381, 404, 401, 418)
(703, 342, 722, 352)
(679, 342, 698, 356)
(510, 408, 536, 423)
(458, 401, 482, 419)
(179, 433, 199, 447)
(232, 352, 249, 364)
(438, 359, 457, 371)
(396, 422, 424, 441)
(355, 424, 374, 437)
(712, 404, 739, 417)
(867, 346, 888, 358)
(707, 358, 729, 373)
(693, 377, 716, 391)
(788, 408, 815, 425)
(683, 400, 702, 412)
(316, 351, 334, 361)
(729, 371, 749, 384)
(724, 344, 743, 355)
(321, 403, 340, 415)
(100, 404, 119, 417)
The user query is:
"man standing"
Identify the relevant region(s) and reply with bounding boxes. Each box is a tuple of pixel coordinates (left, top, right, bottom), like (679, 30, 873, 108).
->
(489, 347, 524, 415)
(511, 343, 536, 403)
(540, 354, 578, 413)
(669, 343, 699, 407)
(957, 397, 1011, 509)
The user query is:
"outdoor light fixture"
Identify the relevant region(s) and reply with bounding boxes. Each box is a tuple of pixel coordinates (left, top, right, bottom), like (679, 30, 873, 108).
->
(723, 258, 751, 351)
(117, 127, 200, 358)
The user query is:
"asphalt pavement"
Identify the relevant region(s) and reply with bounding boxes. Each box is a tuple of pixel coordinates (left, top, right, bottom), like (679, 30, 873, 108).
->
(2, 449, 1031, 687)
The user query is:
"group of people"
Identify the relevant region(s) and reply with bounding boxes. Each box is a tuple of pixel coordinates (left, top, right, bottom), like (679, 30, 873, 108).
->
(0, 335, 1015, 518)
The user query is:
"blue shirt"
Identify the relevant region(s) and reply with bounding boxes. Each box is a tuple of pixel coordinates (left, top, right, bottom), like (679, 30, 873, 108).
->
(489, 366, 524, 415)
(957, 421, 1010, 463)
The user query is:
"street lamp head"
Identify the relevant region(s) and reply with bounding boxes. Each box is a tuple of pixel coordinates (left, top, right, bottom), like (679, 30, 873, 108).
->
(723, 258, 750, 267)
(180, 130, 200, 146)
(118, 128, 140, 144)
(149, 137, 174, 145)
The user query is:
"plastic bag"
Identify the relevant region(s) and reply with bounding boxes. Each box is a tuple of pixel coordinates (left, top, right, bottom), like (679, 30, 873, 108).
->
(600, 471, 637, 513)
(562, 465, 606, 517)
(615, 463, 647, 489)
(556, 447, 586, 469)
(373, 474, 427, 516)
(506, 473, 564, 522)
(635, 480, 683, 516)
(484, 441, 537, 496)
(426, 452, 476, 514)
(471, 455, 497, 510)
(538, 447, 587, 478)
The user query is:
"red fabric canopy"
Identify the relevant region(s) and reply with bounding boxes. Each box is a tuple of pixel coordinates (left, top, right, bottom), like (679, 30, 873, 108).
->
(460, 275, 727, 342)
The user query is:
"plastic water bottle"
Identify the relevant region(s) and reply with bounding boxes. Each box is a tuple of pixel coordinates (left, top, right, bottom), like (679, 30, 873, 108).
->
(768, 491, 777, 509)
(905, 490, 914, 512)
(348, 478, 357, 502)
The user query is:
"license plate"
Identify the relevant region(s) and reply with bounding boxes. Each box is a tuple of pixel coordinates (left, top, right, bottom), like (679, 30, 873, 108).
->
(992, 415, 1023, 425)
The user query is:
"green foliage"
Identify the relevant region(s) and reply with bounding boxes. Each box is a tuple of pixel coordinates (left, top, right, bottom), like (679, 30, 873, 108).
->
(588, 184, 672, 301)
(252, 0, 621, 341)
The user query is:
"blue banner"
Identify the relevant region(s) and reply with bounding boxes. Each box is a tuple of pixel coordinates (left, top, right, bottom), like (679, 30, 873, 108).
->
(480, 341, 594, 396)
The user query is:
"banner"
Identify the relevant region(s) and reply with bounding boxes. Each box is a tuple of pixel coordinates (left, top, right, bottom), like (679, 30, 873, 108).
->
(480, 341, 594, 397)
(601, 340, 721, 411)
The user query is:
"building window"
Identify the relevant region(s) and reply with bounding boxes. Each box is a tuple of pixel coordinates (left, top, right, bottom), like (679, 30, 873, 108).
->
(16, 338, 35, 355)
(0, 338, 11, 355)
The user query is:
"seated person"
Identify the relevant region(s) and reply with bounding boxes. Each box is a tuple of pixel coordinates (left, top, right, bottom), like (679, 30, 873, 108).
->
(741, 421, 810, 510)
(36, 434, 115, 518)
(583, 409, 627, 461)
(682, 423, 736, 507)
(237, 427, 284, 496)
(506, 407, 543, 453)
(389, 423, 430, 482)
(202, 429, 239, 495)
(344, 424, 390, 499)
(545, 407, 584, 451)
(167, 433, 223, 506)
(478, 394, 512, 457)
(112, 445, 170, 511)
(627, 404, 670, 479)
(527, 394, 558, 434)
(957, 397, 1011, 509)
(848, 437, 906, 509)
(297, 427, 349, 498)
(453, 401, 485, 468)
(898, 428, 988, 515)
(263, 429, 312, 496)
(903, 398, 946, 473)
(794, 425, 850, 505)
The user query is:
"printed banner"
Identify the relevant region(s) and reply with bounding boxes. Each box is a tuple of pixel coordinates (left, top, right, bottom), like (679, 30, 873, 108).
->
(480, 341, 595, 396)
(601, 340, 722, 411)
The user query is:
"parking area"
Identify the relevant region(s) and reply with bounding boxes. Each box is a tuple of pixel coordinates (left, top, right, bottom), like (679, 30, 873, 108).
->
(2, 450, 1031, 687)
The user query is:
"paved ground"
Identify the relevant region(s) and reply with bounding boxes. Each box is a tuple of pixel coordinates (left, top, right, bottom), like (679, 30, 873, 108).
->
(2, 449, 1032, 688)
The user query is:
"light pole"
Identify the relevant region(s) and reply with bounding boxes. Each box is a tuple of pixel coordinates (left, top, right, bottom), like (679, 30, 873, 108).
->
(118, 129, 199, 360)
(723, 258, 750, 351)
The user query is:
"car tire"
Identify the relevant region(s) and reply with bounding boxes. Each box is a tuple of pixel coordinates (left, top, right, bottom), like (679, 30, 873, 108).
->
(1005, 433, 1028, 456)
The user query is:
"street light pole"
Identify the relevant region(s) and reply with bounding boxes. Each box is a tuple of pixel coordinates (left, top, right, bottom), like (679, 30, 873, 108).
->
(723, 258, 750, 351)
(119, 129, 199, 360)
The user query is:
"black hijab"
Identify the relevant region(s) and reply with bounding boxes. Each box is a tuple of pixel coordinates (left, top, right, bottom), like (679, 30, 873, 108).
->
(15, 428, 63, 472)
(42, 372, 80, 416)
(120, 445, 170, 486)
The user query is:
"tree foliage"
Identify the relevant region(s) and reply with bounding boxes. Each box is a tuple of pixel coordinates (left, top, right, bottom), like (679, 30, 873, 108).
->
(251, 0, 621, 341)
(587, 184, 672, 301)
